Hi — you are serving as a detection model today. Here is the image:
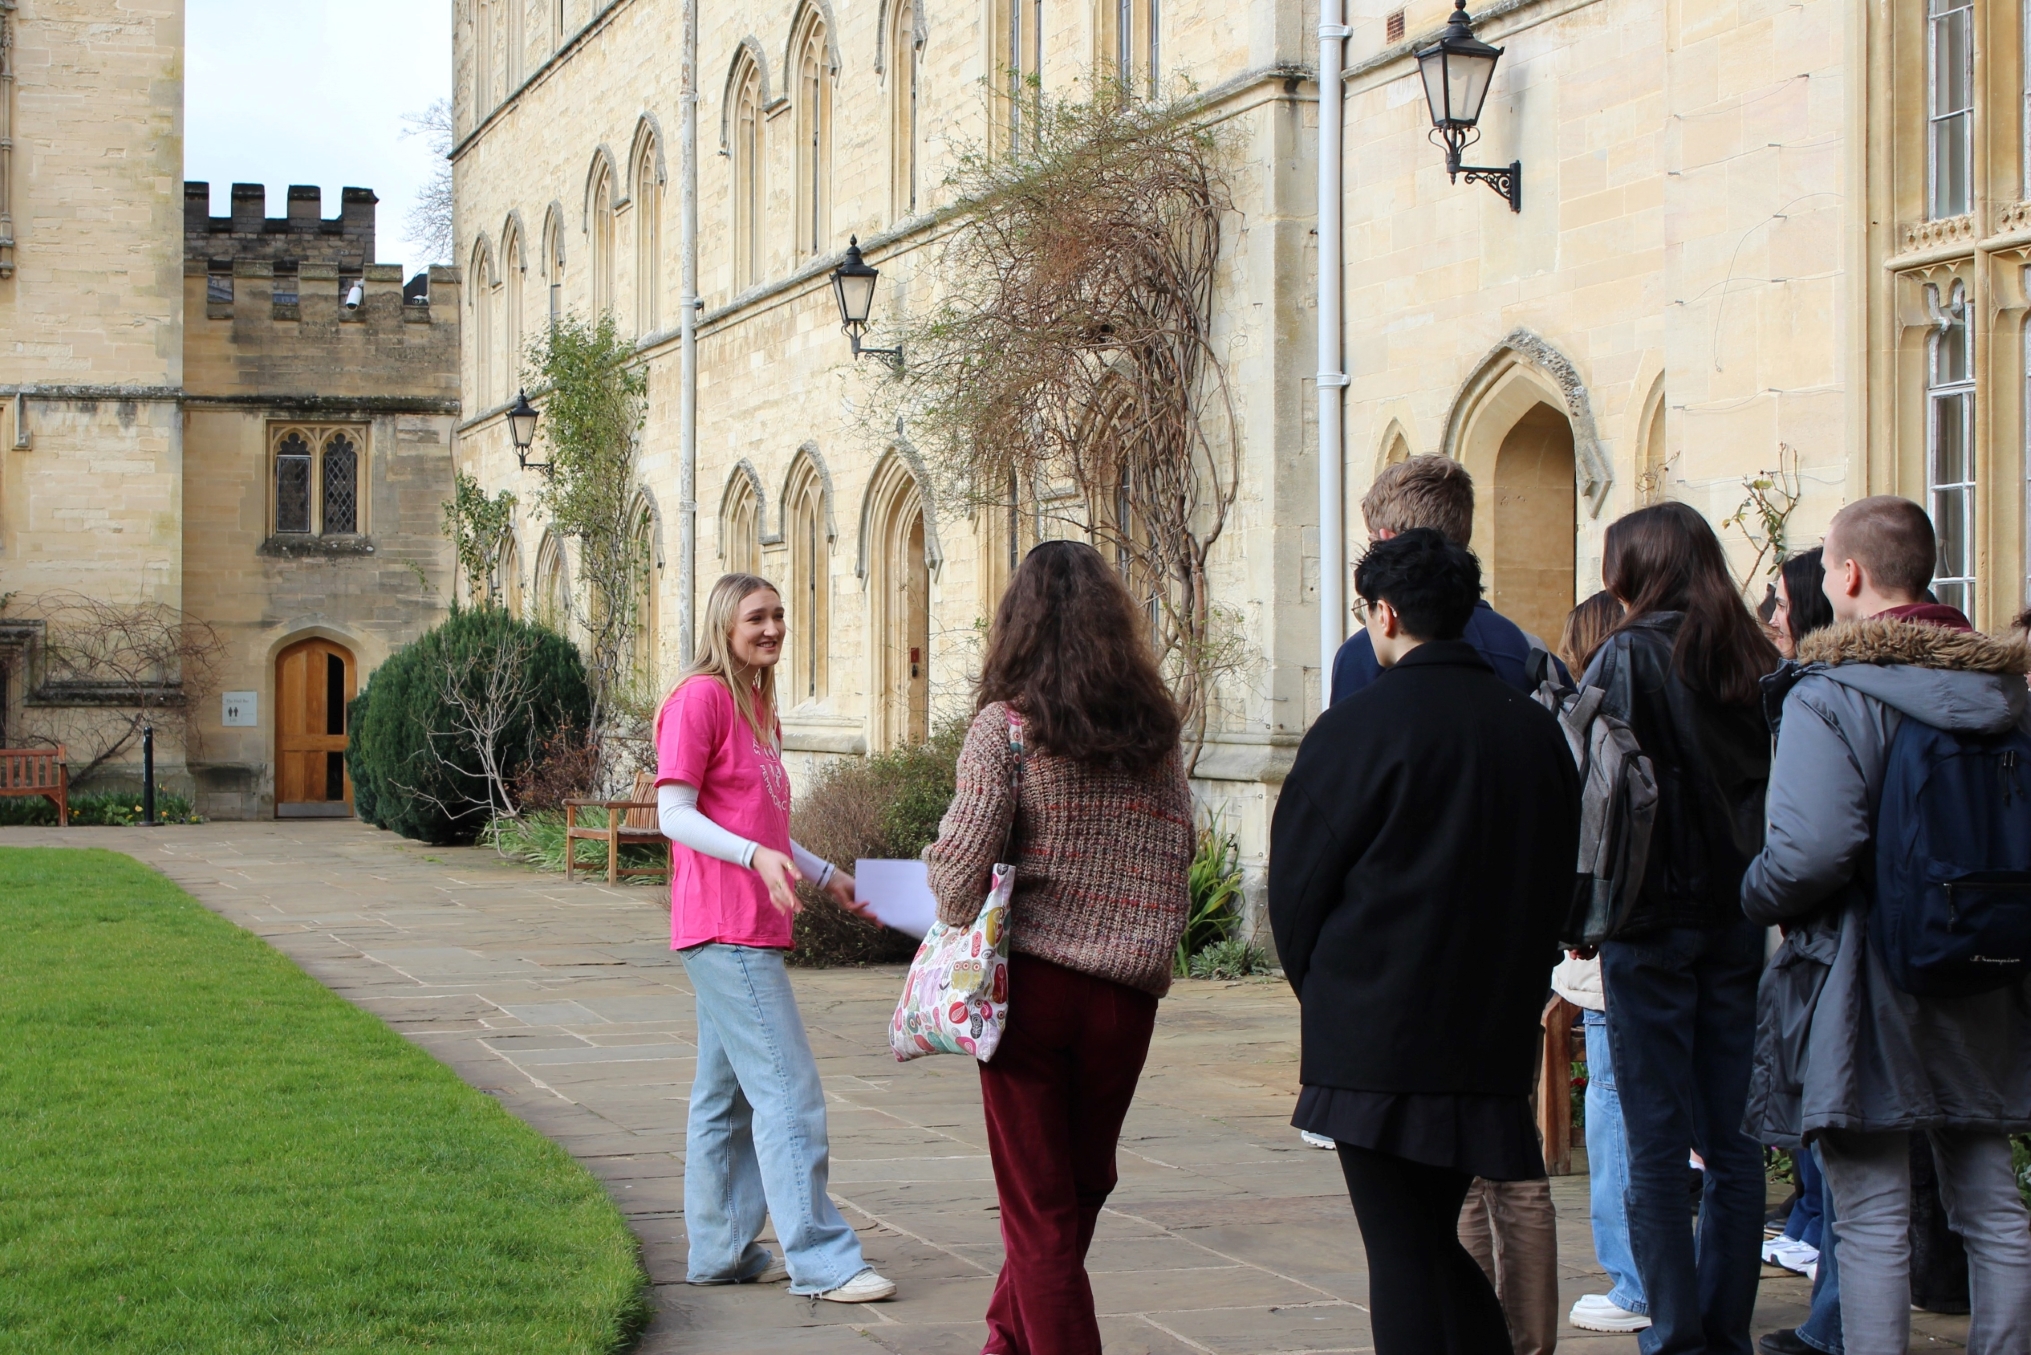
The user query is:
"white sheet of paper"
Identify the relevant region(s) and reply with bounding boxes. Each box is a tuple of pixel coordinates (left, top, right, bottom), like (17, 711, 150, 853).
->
(854, 859, 938, 939)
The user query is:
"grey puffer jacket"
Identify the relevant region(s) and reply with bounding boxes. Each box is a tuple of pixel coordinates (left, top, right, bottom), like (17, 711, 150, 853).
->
(1741, 617, 2031, 1149)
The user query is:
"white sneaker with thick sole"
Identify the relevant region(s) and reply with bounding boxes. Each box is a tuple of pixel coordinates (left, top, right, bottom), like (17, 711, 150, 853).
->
(746, 1257, 790, 1284)
(1569, 1293, 1651, 1333)
(1299, 1130, 1337, 1149)
(1760, 1238, 1819, 1276)
(817, 1269, 897, 1303)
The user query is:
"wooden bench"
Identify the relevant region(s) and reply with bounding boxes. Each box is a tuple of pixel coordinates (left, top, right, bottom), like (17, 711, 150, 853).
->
(0, 746, 69, 827)
(563, 771, 667, 885)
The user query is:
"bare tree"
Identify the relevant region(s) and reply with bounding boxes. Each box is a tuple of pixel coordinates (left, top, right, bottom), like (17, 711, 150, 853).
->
(879, 85, 1242, 760)
(401, 99, 455, 267)
(1, 591, 225, 783)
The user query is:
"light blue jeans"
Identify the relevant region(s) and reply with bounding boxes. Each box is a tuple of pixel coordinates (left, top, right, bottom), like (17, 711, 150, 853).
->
(1584, 1007, 1648, 1314)
(678, 943, 867, 1294)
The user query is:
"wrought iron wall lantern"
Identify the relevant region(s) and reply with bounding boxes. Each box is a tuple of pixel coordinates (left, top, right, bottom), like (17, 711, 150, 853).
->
(508, 389, 549, 474)
(830, 237, 904, 371)
(1416, 1, 1521, 213)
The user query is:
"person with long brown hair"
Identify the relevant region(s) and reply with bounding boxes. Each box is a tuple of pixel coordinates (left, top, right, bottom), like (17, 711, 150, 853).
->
(925, 540, 1196, 1355)
(1580, 501, 1781, 1355)
(652, 573, 895, 1304)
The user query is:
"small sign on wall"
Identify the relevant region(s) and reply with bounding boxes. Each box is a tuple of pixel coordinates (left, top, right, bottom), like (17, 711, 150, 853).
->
(221, 691, 258, 727)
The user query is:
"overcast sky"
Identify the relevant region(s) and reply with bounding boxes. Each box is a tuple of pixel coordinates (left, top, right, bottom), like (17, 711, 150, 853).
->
(186, 0, 451, 278)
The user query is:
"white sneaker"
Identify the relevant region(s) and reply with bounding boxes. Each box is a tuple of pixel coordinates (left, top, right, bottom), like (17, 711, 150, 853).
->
(746, 1256, 790, 1284)
(1760, 1238, 1819, 1276)
(817, 1269, 897, 1303)
(1569, 1294, 1651, 1333)
(1299, 1130, 1337, 1149)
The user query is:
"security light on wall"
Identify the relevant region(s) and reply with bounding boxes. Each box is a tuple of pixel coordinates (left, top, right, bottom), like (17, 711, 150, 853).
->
(1415, 1, 1521, 213)
(830, 237, 904, 371)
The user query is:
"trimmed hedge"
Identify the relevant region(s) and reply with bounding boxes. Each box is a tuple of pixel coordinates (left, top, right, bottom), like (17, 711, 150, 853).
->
(348, 609, 591, 845)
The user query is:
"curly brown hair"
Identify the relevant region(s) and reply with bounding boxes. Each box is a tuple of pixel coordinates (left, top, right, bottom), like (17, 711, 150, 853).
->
(977, 540, 1182, 774)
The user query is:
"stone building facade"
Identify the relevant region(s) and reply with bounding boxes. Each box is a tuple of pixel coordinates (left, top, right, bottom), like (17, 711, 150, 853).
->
(451, 0, 2031, 929)
(0, 0, 460, 818)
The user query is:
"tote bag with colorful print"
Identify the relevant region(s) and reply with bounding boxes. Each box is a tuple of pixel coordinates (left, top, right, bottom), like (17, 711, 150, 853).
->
(889, 715, 1021, 1063)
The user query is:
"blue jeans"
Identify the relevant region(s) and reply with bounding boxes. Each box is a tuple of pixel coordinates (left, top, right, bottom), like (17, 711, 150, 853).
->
(1602, 920, 1766, 1355)
(1784, 1145, 1825, 1250)
(678, 943, 867, 1294)
(1585, 1007, 1649, 1314)
(1797, 1144, 1842, 1354)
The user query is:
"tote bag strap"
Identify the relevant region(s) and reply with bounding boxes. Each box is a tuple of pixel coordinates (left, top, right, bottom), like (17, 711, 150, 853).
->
(1000, 709, 1025, 864)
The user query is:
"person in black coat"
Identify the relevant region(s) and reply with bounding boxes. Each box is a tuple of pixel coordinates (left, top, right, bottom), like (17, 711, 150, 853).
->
(1269, 529, 1581, 1355)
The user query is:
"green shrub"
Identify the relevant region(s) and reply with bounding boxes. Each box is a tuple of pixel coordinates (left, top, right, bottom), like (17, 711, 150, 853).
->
(0, 787, 200, 827)
(785, 724, 966, 967)
(347, 609, 591, 845)
(1177, 821, 1244, 976)
(1187, 936, 1267, 979)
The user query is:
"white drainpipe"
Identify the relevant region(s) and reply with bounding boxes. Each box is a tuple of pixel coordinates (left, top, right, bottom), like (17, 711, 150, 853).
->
(677, 0, 699, 664)
(1316, 0, 1350, 691)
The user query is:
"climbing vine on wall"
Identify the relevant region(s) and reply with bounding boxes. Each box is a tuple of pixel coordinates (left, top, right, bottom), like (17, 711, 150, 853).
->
(442, 471, 517, 607)
(874, 83, 1241, 760)
(525, 312, 647, 743)
(1722, 443, 1804, 592)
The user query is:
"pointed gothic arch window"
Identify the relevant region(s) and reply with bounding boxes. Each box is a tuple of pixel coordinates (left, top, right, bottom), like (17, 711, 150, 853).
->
(721, 470, 762, 576)
(471, 239, 497, 404)
(501, 225, 523, 396)
(630, 501, 659, 693)
(590, 161, 616, 318)
(497, 531, 524, 618)
(534, 531, 570, 633)
(865, 455, 931, 749)
(731, 56, 766, 288)
(783, 455, 829, 703)
(634, 134, 662, 334)
(271, 425, 366, 537)
(542, 206, 566, 324)
(792, 8, 831, 261)
(889, 0, 921, 220)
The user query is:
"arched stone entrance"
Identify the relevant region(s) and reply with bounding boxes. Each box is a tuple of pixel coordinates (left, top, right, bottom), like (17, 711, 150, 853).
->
(862, 454, 931, 750)
(1492, 403, 1578, 645)
(275, 636, 356, 817)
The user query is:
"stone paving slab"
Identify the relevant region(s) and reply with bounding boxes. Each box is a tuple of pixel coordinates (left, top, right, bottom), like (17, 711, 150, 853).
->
(2, 822, 1975, 1353)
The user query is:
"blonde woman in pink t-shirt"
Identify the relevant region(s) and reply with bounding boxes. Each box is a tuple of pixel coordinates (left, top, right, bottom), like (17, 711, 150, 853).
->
(653, 572, 894, 1304)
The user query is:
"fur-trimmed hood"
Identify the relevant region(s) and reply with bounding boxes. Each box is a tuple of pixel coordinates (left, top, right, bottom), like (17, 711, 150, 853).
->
(1796, 617, 2030, 674)
(1796, 617, 2029, 736)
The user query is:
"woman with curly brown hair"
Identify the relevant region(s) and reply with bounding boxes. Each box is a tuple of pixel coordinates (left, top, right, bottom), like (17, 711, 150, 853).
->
(925, 539, 1196, 1355)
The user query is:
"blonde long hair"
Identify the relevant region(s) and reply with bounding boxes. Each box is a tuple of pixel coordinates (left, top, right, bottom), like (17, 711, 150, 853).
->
(675, 573, 780, 746)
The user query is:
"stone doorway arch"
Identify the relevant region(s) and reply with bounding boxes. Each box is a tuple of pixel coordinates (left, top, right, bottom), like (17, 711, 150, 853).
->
(1443, 330, 1609, 645)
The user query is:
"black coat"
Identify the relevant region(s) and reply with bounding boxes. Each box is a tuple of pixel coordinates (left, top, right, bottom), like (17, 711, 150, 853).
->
(1580, 612, 1770, 935)
(1269, 641, 1581, 1097)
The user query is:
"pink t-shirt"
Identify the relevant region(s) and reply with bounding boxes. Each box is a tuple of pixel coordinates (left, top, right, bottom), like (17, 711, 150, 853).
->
(654, 676, 795, 950)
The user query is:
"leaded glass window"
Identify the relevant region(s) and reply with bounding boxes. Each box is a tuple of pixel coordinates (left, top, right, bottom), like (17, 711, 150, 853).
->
(321, 433, 359, 534)
(275, 432, 313, 533)
(271, 425, 367, 538)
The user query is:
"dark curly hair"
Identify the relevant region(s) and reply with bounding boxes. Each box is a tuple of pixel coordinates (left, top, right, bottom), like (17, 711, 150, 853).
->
(976, 540, 1182, 774)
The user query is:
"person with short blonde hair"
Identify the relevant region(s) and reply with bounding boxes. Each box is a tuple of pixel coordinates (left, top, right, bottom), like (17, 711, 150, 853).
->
(1361, 455, 1477, 546)
(1331, 457, 1567, 705)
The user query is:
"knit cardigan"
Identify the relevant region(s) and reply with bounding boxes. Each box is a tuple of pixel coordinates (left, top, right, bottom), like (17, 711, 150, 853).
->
(924, 701, 1195, 997)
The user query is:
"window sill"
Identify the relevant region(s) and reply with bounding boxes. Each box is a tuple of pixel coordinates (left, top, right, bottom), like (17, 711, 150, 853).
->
(259, 534, 376, 558)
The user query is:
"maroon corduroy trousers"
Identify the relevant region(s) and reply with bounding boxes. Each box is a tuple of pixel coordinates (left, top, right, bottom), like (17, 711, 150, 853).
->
(977, 952, 1159, 1355)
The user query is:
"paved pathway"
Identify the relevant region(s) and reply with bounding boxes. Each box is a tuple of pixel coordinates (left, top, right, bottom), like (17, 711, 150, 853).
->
(4, 822, 1975, 1353)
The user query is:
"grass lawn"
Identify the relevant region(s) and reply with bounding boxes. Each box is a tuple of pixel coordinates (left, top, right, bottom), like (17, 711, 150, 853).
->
(0, 847, 648, 1354)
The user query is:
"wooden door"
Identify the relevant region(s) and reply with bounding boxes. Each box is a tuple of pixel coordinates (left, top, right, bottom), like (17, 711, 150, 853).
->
(275, 638, 355, 816)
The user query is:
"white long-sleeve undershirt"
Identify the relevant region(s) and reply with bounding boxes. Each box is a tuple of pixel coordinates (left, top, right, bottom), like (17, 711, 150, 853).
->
(656, 782, 835, 887)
